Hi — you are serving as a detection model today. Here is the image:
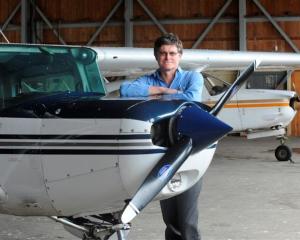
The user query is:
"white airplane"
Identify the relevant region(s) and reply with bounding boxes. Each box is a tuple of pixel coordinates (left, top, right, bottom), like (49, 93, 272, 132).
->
(0, 43, 298, 240)
(202, 72, 299, 162)
(95, 47, 300, 162)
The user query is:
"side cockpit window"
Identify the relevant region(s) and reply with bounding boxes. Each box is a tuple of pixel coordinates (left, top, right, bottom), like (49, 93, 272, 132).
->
(203, 72, 230, 96)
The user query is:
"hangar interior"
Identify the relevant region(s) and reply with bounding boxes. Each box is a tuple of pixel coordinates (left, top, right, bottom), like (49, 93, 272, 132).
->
(0, 0, 300, 135)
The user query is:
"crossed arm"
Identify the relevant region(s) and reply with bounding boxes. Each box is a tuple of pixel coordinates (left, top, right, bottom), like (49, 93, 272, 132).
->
(120, 72, 203, 102)
(148, 86, 178, 95)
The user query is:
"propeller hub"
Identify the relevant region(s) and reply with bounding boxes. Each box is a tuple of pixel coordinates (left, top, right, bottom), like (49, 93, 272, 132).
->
(174, 104, 232, 153)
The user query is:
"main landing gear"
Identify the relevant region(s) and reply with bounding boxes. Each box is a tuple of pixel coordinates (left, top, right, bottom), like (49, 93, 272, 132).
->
(275, 136, 293, 162)
(246, 127, 294, 162)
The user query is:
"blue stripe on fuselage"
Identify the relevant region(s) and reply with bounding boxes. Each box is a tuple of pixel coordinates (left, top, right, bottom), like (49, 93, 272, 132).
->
(0, 134, 151, 140)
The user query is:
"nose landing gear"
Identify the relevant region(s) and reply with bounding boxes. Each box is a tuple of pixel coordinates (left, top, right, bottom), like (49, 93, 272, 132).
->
(50, 213, 131, 240)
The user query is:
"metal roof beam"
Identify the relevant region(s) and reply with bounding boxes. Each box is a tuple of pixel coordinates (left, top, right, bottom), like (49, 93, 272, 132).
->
(124, 0, 133, 47)
(6, 15, 300, 31)
(248, 15, 300, 23)
(252, 0, 299, 53)
(136, 0, 167, 34)
(21, 0, 30, 43)
(239, 0, 247, 51)
(0, 1, 21, 43)
(1, 2, 21, 31)
(192, 0, 232, 49)
(31, 0, 66, 45)
(87, 0, 123, 46)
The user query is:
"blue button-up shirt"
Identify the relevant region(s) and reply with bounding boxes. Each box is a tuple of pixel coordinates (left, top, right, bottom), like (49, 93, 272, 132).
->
(120, 68, 203, 102)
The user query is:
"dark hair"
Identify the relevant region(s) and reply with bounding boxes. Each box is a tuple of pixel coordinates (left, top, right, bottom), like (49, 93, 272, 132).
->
(154, 33, 183, 57)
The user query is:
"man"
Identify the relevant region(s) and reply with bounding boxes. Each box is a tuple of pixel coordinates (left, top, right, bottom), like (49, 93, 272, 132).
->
(120, 33, 204, 240)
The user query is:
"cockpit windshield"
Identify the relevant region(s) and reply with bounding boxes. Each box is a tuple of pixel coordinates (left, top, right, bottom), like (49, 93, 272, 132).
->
(0, 44, 106, 109)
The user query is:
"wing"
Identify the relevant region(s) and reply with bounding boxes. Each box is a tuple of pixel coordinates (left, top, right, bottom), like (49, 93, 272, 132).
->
(93, 47, 300, 77)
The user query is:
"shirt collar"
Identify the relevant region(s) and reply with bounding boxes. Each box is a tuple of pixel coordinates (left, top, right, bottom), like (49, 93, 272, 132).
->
(154, 67, 183, 81)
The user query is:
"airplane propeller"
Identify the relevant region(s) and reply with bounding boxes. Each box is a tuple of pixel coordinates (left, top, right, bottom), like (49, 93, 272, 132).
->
(121, 137, 193, 224)
(121, 61, 259, 224)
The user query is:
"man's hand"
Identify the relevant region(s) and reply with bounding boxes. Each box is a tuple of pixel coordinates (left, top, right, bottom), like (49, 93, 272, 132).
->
(149, 86, 178, 95)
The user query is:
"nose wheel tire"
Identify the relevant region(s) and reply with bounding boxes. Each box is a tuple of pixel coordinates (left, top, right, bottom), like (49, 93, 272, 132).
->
(275, 145, 292, 161)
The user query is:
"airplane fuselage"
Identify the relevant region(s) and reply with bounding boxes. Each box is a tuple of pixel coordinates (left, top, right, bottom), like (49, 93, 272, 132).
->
(204, 89, 296, 132)
(0, 94, 216, 217)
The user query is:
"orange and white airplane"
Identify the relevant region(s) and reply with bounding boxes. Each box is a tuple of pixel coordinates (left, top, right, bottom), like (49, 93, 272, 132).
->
(202, 72, 298, 161)
(95, 47, 300, 161)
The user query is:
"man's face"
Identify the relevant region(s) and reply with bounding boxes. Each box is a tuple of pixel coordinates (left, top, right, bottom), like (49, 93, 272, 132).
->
(156, 44, 182, 72)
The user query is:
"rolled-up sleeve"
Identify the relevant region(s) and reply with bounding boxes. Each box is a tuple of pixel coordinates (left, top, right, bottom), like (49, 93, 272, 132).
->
(120, 77, 150, 97)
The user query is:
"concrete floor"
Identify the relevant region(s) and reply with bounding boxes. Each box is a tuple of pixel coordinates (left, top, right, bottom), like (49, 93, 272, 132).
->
(1, 136, 300, 240)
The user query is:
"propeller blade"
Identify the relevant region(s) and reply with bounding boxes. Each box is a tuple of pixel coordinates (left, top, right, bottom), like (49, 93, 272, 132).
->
(210, 60, 260, 116)
(121, 137, 193, 224)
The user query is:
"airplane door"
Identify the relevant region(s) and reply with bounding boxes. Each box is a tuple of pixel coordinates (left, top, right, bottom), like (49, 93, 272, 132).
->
(40, 118, 128, 216)
(236, 90, 254, 130)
